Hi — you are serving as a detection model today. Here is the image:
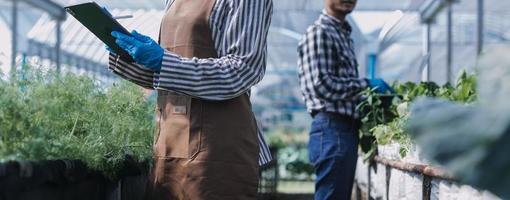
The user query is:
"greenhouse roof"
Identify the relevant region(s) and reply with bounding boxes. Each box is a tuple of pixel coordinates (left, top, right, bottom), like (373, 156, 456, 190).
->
(25, 0, 376, 74)
(22, 0, 413, 101)
(48, 0, 416, 12)
(11, 0, 508, 85)
(4, 0, 415, 64)
(51, 0, 165, 10)
(378, 0, 510, 83)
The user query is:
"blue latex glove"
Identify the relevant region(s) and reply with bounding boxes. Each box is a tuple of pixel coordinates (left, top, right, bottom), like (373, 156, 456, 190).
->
(111, 31, 164, 71)
(368, 79, 395, 94)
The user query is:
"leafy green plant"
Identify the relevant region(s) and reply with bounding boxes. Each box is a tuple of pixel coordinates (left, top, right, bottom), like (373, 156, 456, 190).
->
(0, 68, 155, 179)
(358, 71, 477, 159)
(449, 71, 478, 102)
(357, 91, 400, 159)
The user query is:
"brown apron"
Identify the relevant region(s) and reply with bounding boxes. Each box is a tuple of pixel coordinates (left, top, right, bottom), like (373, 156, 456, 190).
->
(145, 0, 260, 199)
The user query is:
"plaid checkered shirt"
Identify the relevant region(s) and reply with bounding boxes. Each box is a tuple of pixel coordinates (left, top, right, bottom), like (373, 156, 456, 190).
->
(298, 11, 369, 119)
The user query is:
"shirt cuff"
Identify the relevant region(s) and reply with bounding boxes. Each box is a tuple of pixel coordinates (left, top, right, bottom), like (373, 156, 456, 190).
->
(155, 51, 181, 89)
(108, 53, 119, 71)
(153, 70, 161, 89)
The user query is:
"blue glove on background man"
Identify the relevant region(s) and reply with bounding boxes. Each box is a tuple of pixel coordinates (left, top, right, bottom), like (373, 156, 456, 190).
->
(368, 79, 394, 94)
(110, 31, 164, 71)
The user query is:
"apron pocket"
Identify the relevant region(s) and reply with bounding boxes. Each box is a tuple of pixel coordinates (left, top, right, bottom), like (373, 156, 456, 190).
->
(154, 92, 194, 159)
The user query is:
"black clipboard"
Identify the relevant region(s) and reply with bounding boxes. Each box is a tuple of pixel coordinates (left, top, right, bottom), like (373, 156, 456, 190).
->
(65, 2, 135, 63)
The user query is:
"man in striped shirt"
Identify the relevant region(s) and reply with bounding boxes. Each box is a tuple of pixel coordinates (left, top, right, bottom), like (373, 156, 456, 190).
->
(105, 0, 273, 199)
(298, 0, 392, 199)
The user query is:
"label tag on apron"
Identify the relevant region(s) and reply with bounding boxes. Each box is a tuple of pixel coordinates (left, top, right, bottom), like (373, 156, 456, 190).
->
(172, 106, 187, 114)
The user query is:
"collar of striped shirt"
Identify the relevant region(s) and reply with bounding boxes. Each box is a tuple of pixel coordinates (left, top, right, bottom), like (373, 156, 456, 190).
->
(320, 10, 352, 34)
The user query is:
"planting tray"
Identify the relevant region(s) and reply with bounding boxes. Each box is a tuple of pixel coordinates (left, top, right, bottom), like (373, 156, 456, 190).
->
(0, 159, 148, 200)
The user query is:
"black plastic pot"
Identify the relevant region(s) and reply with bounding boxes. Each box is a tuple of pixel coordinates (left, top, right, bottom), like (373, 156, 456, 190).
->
(1, 153, 280, 200)
(0, 160, 148, 200)
(258, 147, 279, 200)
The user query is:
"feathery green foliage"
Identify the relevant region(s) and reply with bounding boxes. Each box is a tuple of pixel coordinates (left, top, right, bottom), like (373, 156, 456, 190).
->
(0, 68, 154, 179)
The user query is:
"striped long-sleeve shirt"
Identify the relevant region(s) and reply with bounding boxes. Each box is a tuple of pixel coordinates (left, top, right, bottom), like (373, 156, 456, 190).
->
(108, 0, 273, 166)
(298, 11, 369, 119)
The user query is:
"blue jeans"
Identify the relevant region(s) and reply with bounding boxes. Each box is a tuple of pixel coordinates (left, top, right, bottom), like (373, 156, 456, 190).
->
(308, 112, 360, 200)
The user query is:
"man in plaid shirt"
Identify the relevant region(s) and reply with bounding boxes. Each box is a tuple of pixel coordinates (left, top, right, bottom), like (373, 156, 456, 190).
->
(298, 0, 392, 199)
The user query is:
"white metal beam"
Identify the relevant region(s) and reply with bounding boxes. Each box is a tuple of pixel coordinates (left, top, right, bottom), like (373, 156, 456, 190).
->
(10, 0, 17, 77)
(476, 0, 484, 55)
(56, 20, 61, 72)
(417, 0, 458, 23)
(446, 1, 453, 83)
(16, 0, 66, 20)
(421, 24, 431, 81)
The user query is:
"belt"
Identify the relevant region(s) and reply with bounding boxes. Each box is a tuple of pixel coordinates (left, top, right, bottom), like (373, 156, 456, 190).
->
(311, 111, 361, 128)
